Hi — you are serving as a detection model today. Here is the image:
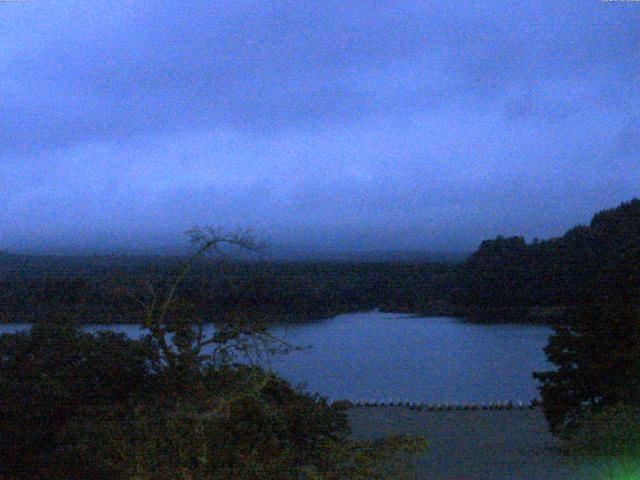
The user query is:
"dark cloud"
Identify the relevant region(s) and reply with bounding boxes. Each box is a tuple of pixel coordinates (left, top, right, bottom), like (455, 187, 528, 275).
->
(1, 0, 639, 254)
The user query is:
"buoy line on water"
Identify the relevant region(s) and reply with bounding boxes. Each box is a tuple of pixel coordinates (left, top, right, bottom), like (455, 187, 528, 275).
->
(331, 399, 541, 411)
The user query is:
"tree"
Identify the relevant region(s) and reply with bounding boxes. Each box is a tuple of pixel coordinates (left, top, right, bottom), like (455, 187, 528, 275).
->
(0, 227, 426, 479)
(0, 321, 155, 478)
(533, 303, 640, 435)
(454, 198, 640, 313)
(114, 226, 426, 479)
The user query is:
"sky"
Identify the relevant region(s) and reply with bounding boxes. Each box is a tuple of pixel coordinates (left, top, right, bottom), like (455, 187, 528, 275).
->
(1, 0, 639, 255)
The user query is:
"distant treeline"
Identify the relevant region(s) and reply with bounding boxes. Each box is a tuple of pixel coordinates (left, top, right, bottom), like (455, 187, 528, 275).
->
(0, 259, 457, 323)
(1, 199, 639, 324)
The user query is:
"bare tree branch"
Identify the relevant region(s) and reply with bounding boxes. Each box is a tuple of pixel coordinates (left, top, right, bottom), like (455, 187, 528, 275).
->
(139, 226, 281, 375)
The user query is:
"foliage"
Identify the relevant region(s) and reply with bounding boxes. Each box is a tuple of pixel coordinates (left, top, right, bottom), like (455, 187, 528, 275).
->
(68, 371, 424, 479)
(561, 404, 640, 479)
(0, 321, 156, 478)
(0, 259, 457, 324)
(533, 303, 640, 434)
(562, 404, 640, 457)
(454, 198, 640, 310)
(0, 227, 426, 479)
(305, 434, 427, 480)
(59, 371, 343, 479)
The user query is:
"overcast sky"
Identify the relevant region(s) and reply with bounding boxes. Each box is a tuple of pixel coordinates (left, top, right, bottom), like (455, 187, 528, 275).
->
(1, 0, 639, 254)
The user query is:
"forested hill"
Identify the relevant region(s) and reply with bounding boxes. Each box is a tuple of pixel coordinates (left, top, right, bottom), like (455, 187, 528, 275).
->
(453, 199, 640, 309)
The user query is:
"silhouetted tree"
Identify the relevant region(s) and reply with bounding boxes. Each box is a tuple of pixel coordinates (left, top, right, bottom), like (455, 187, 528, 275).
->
(533, 303, 640, 435)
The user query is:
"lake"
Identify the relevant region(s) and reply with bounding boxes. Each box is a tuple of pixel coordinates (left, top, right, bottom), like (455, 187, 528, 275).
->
(0, 311, 553, 404)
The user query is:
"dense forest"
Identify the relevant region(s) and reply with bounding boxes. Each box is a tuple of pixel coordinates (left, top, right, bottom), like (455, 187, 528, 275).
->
(0, 257, 457, 324)
(453, 199, 640, 319)
(1, 199, 638, 324)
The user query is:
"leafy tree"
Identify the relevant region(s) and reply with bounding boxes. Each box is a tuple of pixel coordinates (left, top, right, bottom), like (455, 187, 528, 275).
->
(0, 227, 426, 479)
(110, 226, 426, 479)
(0, 321, 155, 478)
(533, 303, 640, 434)
(70, 370, 425, 479)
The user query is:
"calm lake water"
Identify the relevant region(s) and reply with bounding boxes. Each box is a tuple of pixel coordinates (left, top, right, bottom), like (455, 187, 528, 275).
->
(0, 311, 553, 403)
